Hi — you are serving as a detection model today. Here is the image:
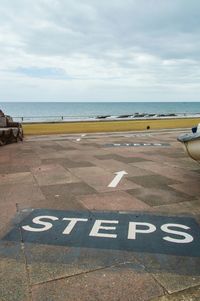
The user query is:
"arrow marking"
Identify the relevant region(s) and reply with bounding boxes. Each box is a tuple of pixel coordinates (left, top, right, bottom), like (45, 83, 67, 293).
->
(76, 134, 86, 142)
(108, 171, 128, 188)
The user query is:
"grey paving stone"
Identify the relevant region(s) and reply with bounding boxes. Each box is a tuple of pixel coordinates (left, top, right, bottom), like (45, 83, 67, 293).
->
(93, 158, 155, 177)
(31, 164, 81, 186)
(150, 285, 200, 301)
(150, 199, 200, 215)
(0, 183, 45, 204)
(42, 158, 95, 168)
(153, 272, 200, 294)
(40, 144, 69, 151)
(79, 191, 150, 211)
(0, 183, 45, 236)
(8, 153, 42, 168)
(80, 142, 102, 148)
(170, 181, 200, 197)
(131, 161, 200, 183)
(0, 172, 36, 185)
(41, 182, 97, 199)
(69, 166, 140, 192)
(0, 164, 30, 174)
(24, 245, 141, 285)
(128, 175, 180, 188)
(0, 194, 18, 236)
(133, 253, 200, 293)
(62, 160, 95, 168)
(31, 263, 164, 301)
(0, 258, 29, 301)
(162, 152, 186, 159)
(37, 150, 78, 160)
(39, 183, 97, 210)
(127, 187, 194, 206)
(95, 154, 149, 163)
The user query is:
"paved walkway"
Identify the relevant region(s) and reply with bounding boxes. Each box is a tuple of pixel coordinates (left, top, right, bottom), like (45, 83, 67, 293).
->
(0, 130, 200, 301)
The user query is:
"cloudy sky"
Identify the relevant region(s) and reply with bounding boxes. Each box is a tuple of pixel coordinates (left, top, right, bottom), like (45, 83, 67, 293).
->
(0, 0, 200, 102)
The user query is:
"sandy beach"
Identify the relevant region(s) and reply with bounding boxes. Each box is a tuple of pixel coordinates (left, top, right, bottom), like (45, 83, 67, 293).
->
(23, 117, 200, 135)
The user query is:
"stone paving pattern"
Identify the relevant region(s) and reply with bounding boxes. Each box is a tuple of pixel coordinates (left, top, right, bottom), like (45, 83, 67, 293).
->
(0, 130, 200, 301)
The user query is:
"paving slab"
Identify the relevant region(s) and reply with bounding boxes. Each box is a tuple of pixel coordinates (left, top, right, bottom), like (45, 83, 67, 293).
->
(78, 191, 150, 211)
(41, 182, 97, 199)
(163, 156, 200, 169)
(95, 154, 150, 163)
(8, 153, 42, 168)
(0, 257, 30, 301)
(38, 183, 97, 210)
(92, 158, 155, 177)
(36, 149, 79, 160)
(69, 166, 140, 192)
(170, 181, 200, 197)
(0, 172, 36, 185)
(20, 195, 83, 211)
(150, 285, 200, 301)
(132, 161, 200, 183)
(23, 244, 141, 285)
(0, 153, 11, 164)
(150, 199, 200, 215)
(31, 264, 164, 301)
(0, 202, 17, 237)
(126, 186, 194, 206)
(128, 174, 180, 188)
(0, 243, 30, 301)
(153, 272, 200, 294)
(39, 144, 70, 151)
(31, 164, 81, 186)
(0, 164, 30, 174)
(133, 252, 200, 293)
(0, 183, 45, 204)
(42, 158, 95, 168)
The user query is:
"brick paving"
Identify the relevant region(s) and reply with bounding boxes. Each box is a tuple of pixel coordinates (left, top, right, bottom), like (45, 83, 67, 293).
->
(0, 129, 200, 301)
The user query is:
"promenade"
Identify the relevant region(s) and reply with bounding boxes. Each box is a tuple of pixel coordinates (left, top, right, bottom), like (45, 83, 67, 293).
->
(0, 129, 200, 301)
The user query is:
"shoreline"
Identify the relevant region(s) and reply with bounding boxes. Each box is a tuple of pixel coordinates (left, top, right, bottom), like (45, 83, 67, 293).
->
(13, 113, 200, 123)
(22, 117, 200, 135)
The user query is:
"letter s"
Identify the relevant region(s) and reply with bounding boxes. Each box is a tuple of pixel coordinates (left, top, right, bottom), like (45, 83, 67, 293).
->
(161, 223, 193, 244)
(22, 215, 58, 232)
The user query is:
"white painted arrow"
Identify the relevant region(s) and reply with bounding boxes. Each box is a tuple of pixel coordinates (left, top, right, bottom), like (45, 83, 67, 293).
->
(76, 134, 86, 142)
(108, 171, 128, 188)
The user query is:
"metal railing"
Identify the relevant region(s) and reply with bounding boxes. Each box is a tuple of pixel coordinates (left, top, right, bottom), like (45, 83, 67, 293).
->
(12, 115, 96, 123)
(12, 112, 200, 123)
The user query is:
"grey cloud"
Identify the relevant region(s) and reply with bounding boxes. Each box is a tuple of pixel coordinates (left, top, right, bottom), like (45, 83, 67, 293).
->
(0, 0, 200, 101)
(1, 0, 200, 59)
(14, 66, 69, 79)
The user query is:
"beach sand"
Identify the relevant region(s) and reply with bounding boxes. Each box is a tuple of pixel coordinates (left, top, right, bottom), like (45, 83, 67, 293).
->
(23, 117, 200, 135)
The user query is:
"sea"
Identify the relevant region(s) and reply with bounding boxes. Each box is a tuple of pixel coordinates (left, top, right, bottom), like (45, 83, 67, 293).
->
(0, 102, 200, 123)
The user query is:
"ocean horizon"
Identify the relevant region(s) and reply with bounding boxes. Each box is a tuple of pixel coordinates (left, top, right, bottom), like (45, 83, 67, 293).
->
(1, 102, 200, 123)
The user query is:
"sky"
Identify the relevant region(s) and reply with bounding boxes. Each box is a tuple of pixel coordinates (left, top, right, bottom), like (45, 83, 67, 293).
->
(0, 0, 200, 102)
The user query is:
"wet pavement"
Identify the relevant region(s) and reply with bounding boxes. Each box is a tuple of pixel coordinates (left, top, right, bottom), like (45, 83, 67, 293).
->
(0, 129, 200, 301)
